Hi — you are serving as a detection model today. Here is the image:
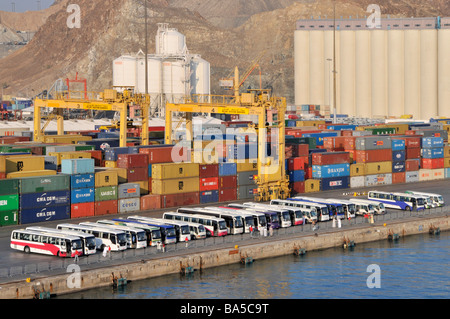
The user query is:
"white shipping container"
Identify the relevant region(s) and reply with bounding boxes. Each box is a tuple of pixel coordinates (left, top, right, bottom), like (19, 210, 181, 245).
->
(419, 169, 444, 181)
(364, 174, 392, 187)
(350, 176, 365, 188)
(405, 171, 419, 183)
(118, 198, 140, 213)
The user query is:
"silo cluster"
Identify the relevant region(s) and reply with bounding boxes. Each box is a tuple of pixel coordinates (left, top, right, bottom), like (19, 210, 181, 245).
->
(294, 17, 450, 120)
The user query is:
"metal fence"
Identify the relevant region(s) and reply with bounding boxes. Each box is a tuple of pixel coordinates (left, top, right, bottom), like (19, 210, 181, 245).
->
(1, 206, 448, 282)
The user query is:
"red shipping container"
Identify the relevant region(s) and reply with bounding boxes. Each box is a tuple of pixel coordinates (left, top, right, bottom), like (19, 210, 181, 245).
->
(86, 150, 103, 166)
(306, 165, 312, 180)
(288, 157, 308, 171)
(311, 152, 351, 165)
(392, 172, 406, 184)
(341, 130, 354, 137)
(219, 188, 237, 202)
(343, 137, 357, 150)
(323, 136, 347, 150)
(354, 149, 392, 163)
(148, 177, 152, 193)
(199, 164, 219, 178)
(406, 147, 421, 159)
(200, 177, 219, 191)
(0, 172, 5, 179)
(71, 202, 95, 218)
(421, 158, 444, 169)
(296, 144, 309, 157)
(219, 175, 237, 189)
(94, 200, 118, 216)
(405, 159, 420, 171)
(140, 194, 161, 210)
(117, 153, 149, 168)
(290, 181, 305, 194)
(139, 146, 188, 164)
(160, 192, 200, 208)
(127, 167, 149, 182)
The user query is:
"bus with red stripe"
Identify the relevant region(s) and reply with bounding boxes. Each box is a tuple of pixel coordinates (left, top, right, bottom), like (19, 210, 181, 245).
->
(10, 229, 83, 258)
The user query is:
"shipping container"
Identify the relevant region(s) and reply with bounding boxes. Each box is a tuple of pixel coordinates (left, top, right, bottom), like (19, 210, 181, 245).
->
(20, 205, 71, 224)
(219, 175, 237, 190)
(61, 158, 95, 175)
(151, 163, 199, 179)
(421, 148, 444, 159)
(350, 163, 365, 177)
(304, 179, 320, 193)
(236, 161, 258, 173)
(70, 187, 95, 204)
(71, 202, 95, 219)
(405, 159, 420, 172)
(311, 152, 350, 166)
(118, 183, 140, 199)
(118, 197, 141, 213)
(48, 151, 91, 166)
(422, 137, 444, 148)
(392, 150, 406, 162)
(405, 147, 421, 159)
(94, 200, 118, 216)
(355, 149, 392, 163)
(392, 172, 406, 184)
(391, 139, 406, 151)
(421, 158, 444, 170)
(152, 178, 199, 195)
(312, 164, 350, 179)
(355, 136, 392, 151)
(0, 194, 19, 212)
(7, 170, 57, 179)
(140, 194, 161, 210)
(199, 177, 219, 191)
(0, 179, 19, 196)
(139, 146, 186, 164)
(218, 163, 237, 176)
(237, 185, 257, 200)
(320, 176, 350, 191)
(392, 161, 406, 173)
(199, 164, 219, 177)
(237, 171, 257, 186)
(135, 180, 150, 195)
(0, 210, 18, 226)
(20, 190, 70, 210)
(95, 186, 118, 202)
(19, 174, 70, 194)
(363, 161, 392, 175)
(350, 176, 365, 188)
(70, 173, 95, 189)
(445, 168, 450, 179)
(117, 153, 149, 169)
(364, 174, 393, 187)
(94, 170, 118, 187)
(104, 147, 130, 161)
(200, 190, 219, 204)
(419, 169, 445, 181)
(290, 181, 305, 194)
(219, 188, 237, 202)
(5, 156, 45, 173)
(405, 171, 419, 183)
(160, 192, 200, 208)
(287, 157, 308, 171)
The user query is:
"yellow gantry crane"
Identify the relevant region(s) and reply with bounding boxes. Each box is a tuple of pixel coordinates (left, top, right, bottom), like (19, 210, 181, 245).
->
(166, 67, 290, 202)
(33, 89, 151, 147)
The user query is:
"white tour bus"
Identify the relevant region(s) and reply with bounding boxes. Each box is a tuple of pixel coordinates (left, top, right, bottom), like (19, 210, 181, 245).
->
(205, 206, 261, 233)
(163, 210, 228, 237)
(269, 200, 318, 224)
(11, 229, 83, 258)
(26, 226, 97, 255)
(349, 198, 385, 215)
(405, 191, 444, 207)
(127, 216, 192, 242)
(240, 202, 292, 228)
(270, 199, 327, 222)
(328, 199, 356, 219)
(161, 212, 207, 239)
(368, 191, 426, 211)
(57, 223, 127, 251)
(178, 207, 244, 235)
(95, 220, 148, 249)
(226, 204, 271, 230)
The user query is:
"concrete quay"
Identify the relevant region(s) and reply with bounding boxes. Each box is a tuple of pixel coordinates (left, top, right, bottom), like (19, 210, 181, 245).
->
(0, 214, 448, 299)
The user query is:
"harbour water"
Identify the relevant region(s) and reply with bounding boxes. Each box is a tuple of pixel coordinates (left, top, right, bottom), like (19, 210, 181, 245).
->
(60, 231, 449, 299)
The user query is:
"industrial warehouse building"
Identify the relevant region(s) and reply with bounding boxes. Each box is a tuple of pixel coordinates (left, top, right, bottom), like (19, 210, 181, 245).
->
(294, 17, 450, 120)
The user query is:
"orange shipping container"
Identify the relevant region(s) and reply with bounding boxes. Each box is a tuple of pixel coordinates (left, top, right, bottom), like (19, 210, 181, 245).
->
(71, 202, 95, 218)
(95, 200, 118, 216)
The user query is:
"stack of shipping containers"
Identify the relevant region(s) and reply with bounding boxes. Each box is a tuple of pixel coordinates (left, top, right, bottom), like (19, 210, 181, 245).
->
(311, 152, 351, 191)
(419, 137, 445, 181)
(94, 168, 118, 216)
(199, 164, 220, 204)
(0, 179, 19, 226)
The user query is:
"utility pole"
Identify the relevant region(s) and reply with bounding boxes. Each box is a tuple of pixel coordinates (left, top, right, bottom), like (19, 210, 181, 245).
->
(333, 0, 337, 124)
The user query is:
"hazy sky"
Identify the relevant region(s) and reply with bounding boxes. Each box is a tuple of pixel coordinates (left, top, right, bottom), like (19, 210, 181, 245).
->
(0, 0, 54, 12)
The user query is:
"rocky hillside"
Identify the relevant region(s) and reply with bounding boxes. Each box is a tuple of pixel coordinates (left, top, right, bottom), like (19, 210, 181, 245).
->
(0, 0, 448, 104)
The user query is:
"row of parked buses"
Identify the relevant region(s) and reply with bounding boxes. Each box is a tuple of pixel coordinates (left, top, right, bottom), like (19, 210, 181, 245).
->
(10, 190, 444, 258)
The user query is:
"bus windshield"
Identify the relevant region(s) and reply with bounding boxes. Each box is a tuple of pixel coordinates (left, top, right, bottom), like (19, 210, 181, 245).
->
(321, 207, 329, 216)
(347, 204, 356, 214)
(166, 227, 177, 238)
(235, 216, 243, 228)
(152, 229, 162, 240)
(72, 239, 83, 250)
(336, 206, 344, 214)
(218, 221, 227, 230)
(117, 233, 127, 245)
(137, 232, 147, 242)
(416, 197, 425, 206)
(244, 216, 255, 227)
(259, 216, 267, 227)
(282, 211, 290, 221)
(270, 213, 279, 223)
(181, 225, 190, 235)
(85, 237, 97, 250)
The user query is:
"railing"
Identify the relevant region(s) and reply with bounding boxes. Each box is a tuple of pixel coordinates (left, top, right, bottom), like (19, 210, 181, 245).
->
(1, 206, 448, 283)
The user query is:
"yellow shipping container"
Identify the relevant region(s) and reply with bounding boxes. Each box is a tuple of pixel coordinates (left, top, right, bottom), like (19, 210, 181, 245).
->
(48, 151, 91, 166)
(443, 124, 450, 133)
(104, 161, 117, 168)
(105, 167, 127, 183)
(350, 163, 365, 177)
(7, 170, 57, 179)
(296, 120, 325, 127)
(135, 180, 150, 195)
(363, 162, 392, 175)
(0, 154, 33, 172)
(237, 160, 258, 172)
(95, 170, 119, 187)
(5, 156, 45, 173)
(152, 163, 199, 180)
(43, 135, 92, 144)
(305, 179, 320, 193)
(444, 158, 450, 168)
(444, 146, 450, 158)
(152, 177, 200, 195)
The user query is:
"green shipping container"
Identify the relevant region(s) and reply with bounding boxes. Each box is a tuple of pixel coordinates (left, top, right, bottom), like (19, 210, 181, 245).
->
(95, 186, 118, 202)
(75, 145, 95, 151)
(0, 194, 19, 212)
(0, 179, 19, 196)
(0, 210, 18, 226)
(286, 137, 317, 149)
(19, 174, 70, 194)
(364, 127, 396, 135)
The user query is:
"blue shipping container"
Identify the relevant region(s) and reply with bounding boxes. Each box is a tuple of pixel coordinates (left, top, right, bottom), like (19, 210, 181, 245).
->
(391, 139, 406, 151)
(289, 170, 305, 182)
(320, 176, 350, 191)
(61, 158, 95, 175)
(422, 148, 444, 159)
(445, 168, 450, 179)
(104, 147, 130, 161)
(70, 188, 95, 204)
(219, 163, 237, 176)
(70, 174, 95, 189)
(421, 137, 444, 148)
(302, 132, 338, 146)
(20, 205, 71, 224)
(20, 190, 70, 210)
(392, 161, 406, 173)
(200, 190, 219, 204)
(81, 138, 120, 150)
(392, 150, 406, 162)
(312, 164, 350, 179)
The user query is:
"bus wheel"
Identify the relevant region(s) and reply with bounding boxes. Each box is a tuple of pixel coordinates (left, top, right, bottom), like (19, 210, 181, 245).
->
(24, 246, 30, 253)
(405, 206, 411, 211)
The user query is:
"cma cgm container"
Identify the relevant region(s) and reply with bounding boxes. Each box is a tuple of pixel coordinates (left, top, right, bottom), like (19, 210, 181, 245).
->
(312, 164, 350, 179)
(19, 175, 70, 194)
(20, 205, 71, 224)
(20, 190, 70, 210)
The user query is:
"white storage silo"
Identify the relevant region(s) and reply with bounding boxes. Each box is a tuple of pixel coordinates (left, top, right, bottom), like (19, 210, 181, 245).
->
(294, 30, 310, 106)
(438, 28, 450, 117)
(136, 55, 162, 95)
(190, 55, 211, 97)
(404, 30, 421, 118)
(387, 30, 405, 117)
(113, 55, 137, 89)
(339, 30, 356, 116)
(355, 30, 372, 118)
(370, 30, 388, 118)
(420, 29, 438, 119)
(323, 30, 334, 110)
(309, 30, 325, 106)
(162, 60, 187, 103)
(156, 25, 187, 56)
